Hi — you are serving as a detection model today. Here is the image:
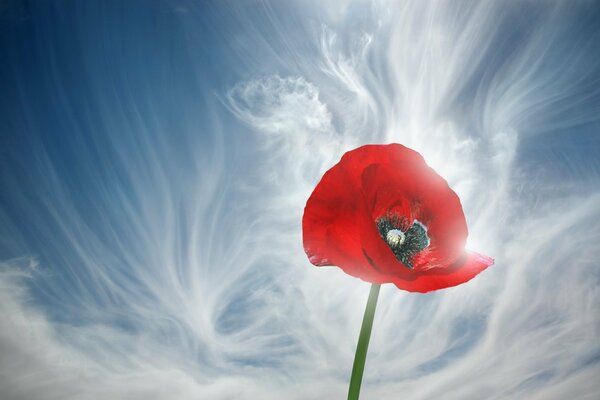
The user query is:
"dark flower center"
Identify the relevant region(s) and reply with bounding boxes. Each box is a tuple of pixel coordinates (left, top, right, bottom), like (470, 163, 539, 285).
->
(376, 217, 430, 269)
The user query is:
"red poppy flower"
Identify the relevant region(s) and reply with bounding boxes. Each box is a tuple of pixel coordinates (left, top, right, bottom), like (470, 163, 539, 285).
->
(302, 143, 494, 293)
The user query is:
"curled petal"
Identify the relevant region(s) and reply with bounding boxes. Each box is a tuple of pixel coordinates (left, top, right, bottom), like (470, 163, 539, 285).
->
(389, 251, 495, 293)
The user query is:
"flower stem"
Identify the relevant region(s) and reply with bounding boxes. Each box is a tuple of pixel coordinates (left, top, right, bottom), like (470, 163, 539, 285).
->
(348, 283, 381, 400)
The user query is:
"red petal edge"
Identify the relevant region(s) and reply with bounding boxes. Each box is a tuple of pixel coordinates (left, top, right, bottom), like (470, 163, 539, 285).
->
(389, 251, 495, 293)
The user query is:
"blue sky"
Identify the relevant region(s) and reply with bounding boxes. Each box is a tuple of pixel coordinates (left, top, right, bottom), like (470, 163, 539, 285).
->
(1, 1, 599, 399)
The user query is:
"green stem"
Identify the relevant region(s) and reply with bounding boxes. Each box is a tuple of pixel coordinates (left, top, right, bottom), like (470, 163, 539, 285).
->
(348, 283, 381, 400)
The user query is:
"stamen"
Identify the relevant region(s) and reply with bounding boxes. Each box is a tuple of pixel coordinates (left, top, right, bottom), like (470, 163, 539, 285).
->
(376, 217, 430, 269)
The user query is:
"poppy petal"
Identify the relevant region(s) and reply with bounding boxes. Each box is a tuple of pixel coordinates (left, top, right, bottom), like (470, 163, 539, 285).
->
(388, 251, 495, 293)
(302, 155, 383, 281)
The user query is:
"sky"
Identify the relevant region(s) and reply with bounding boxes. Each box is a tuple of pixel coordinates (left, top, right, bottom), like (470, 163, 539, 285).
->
(0, 0, 599, 399)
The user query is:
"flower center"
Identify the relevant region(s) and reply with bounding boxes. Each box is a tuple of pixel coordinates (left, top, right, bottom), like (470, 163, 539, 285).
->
(386, 229, 405, 247)
(376, 217, 430, 269)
